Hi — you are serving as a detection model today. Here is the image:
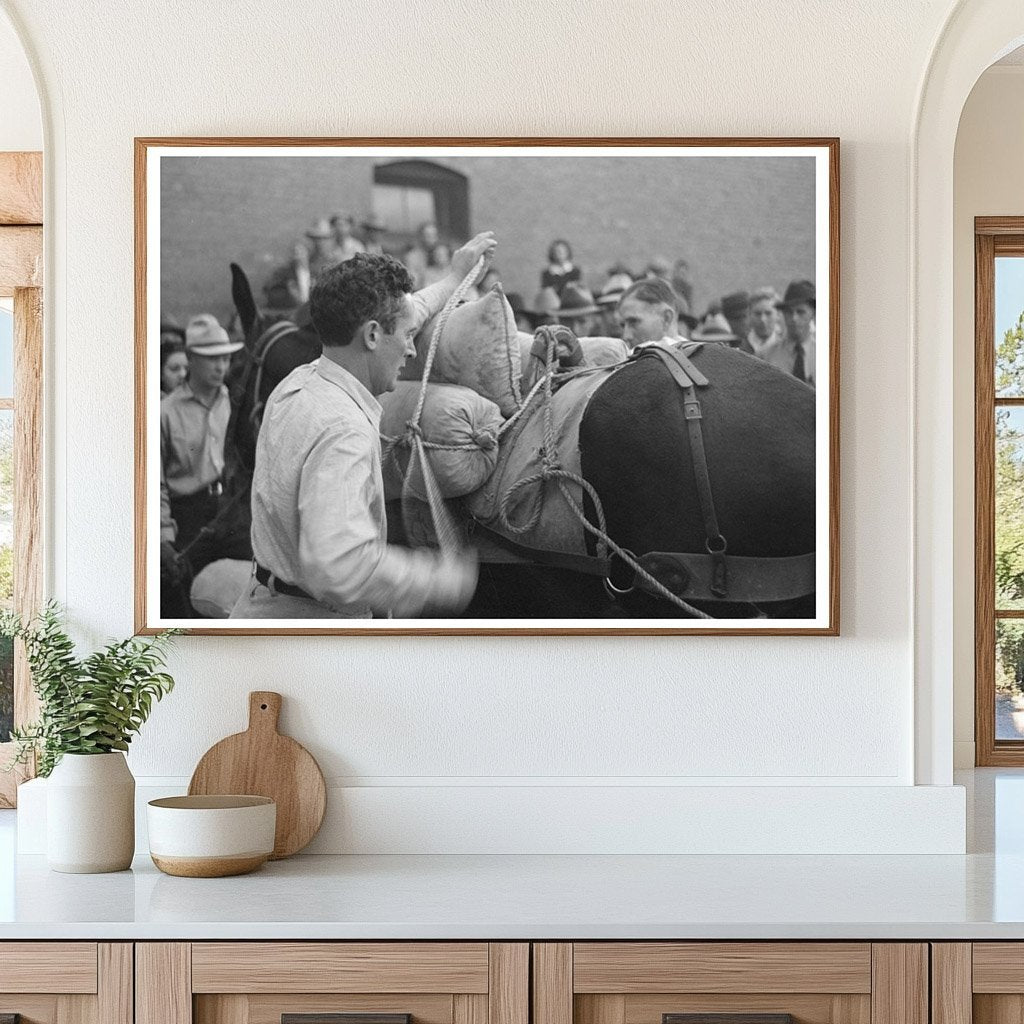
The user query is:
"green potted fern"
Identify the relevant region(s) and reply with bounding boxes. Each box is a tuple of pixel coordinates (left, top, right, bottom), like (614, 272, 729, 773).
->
(2, 603, 178, 873)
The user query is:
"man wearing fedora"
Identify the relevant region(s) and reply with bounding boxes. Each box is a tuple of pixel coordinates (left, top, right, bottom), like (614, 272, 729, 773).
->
(720, 290, 751, 350)
(595, 270, 633, 338)
(360, 213, 387, 255)
(764, 279, 816, 386)
(557, 283, 600, 338)
(160, 314, 244, 612)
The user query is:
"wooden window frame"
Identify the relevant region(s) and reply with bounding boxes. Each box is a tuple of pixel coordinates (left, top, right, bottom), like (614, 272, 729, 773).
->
(0, 151, 43, 806)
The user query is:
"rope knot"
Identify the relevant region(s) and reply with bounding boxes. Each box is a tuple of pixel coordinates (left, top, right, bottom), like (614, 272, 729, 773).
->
(404, 419, 424, 440)
(471, 427, 497, 451)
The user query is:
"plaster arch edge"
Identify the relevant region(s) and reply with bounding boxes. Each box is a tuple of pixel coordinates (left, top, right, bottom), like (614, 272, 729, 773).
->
(0, 0, 66, 613)
(911, 0, 1024, 785)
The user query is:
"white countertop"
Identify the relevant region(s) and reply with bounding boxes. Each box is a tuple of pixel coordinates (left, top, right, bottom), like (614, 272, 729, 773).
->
(0, 848, 1022, 940)
(1, 768, 1022, 941)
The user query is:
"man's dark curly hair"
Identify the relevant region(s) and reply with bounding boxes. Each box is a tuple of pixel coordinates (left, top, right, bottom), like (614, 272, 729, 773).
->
(309, 253, 414, 346)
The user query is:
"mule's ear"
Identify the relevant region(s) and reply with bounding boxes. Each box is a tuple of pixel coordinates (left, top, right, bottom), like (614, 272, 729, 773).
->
(230, 262, 259, 346)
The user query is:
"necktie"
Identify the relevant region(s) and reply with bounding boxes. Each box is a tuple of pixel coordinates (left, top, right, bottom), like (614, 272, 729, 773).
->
(792, 342, 806, 383)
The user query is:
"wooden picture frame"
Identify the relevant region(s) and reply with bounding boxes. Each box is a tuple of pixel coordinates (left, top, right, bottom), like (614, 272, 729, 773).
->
(135, 137, 839, 636)
(975, 216, 1024, 764)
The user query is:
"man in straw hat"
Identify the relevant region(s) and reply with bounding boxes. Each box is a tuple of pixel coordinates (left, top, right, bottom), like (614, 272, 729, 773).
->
(160, 314, 244, 612)
(764, 279, 816, 386)
(231, 232, 497, 621)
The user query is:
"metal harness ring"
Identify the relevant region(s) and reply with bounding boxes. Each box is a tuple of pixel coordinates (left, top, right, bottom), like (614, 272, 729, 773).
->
(603, 548, 638, 598)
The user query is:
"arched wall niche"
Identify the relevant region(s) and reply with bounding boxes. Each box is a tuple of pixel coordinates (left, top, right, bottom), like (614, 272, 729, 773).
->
(914, 0, 1024, 785)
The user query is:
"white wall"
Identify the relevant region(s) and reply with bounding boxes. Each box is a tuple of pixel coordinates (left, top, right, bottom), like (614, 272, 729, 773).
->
(0, 0, 979, 852)
(952, 65, 1024, 767)
(0, 8, 40, 151)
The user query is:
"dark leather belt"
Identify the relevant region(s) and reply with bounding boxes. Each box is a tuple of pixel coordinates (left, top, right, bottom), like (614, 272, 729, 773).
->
(254, 563, 314, 601)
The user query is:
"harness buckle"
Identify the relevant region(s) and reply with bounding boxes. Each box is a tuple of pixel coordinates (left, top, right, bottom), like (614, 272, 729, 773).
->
(683, 400, 702, 420)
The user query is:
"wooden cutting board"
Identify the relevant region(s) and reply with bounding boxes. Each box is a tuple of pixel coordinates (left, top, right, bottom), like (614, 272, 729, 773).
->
(188, 691, 326, 859)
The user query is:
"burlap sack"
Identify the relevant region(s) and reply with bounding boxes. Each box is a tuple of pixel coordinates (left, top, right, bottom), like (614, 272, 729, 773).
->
(379, 381, 503, 502)
(403, 286, 522, 416)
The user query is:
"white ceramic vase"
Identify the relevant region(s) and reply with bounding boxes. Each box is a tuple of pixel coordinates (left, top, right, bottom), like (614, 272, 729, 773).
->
(46, 752, 135, 873)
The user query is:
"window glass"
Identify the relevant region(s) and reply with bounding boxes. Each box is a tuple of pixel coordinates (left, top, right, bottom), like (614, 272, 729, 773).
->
(0, 306, 12, 399)
(371, 184, 436, 237)
(997, 620, 1024, 740)
(996, 407, 1024, 610)
(996, 256, 1024, 397)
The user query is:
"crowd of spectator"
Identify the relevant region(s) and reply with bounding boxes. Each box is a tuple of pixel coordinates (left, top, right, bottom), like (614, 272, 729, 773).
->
(157, 219, 817, 616)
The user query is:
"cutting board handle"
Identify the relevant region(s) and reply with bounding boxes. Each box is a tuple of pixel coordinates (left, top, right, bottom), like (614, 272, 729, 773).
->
(248, 691, 282, 734)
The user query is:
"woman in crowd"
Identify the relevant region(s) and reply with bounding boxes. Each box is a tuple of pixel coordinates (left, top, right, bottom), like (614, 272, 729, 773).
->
(541, 239, 582, 296)
(160, 339, 188, 394)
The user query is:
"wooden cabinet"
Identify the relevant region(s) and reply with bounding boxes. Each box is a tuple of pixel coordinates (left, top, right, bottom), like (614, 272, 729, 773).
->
(0, 938, 953, 1024)
(532, 944, 928, 1024)
(0, 943, 132, 1024)
(136, 944, 528, 1024)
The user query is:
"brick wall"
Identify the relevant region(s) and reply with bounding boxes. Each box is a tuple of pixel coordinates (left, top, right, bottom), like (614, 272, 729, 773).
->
(160, 152, 815, 326)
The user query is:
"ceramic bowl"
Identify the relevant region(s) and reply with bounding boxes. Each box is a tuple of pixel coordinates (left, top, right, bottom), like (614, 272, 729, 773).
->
(147, 795, 276, 877)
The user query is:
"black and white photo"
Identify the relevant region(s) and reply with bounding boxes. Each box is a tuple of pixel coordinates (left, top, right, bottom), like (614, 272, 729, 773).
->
(136, 139, 838, 634)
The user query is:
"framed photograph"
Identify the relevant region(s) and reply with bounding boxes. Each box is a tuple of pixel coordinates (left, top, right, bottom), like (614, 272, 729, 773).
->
(135, 137, 838, 636)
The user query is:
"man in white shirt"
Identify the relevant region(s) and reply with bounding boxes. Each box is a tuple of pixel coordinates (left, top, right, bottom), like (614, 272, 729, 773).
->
(743, 286, 785, 357)
(615, 278, 689, 351)
(231, 232, 496, 620)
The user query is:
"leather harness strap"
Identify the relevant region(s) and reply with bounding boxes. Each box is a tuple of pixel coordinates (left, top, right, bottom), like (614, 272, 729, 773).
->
(472, 341, 816, 608)
(631, 345, 728, 597)
(473, 521, 613, 577)
(471, 522, 815, 605)
(638, 550, 816, 605)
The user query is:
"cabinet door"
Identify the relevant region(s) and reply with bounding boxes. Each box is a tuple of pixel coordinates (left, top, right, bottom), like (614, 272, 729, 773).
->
(137, 943, 528, 1024)
(534, 944, 927, 1024)
(946, 942, 1024, 1024)
(0, 943, 131, 1024)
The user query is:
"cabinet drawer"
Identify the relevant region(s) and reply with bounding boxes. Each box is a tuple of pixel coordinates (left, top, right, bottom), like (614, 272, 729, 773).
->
(191, 943, 490, 994)
(0, 942, 99, 993)
(139, 942, 528, 1024)
(572, 944, 871, 994)
(534, 944, 925, 1024)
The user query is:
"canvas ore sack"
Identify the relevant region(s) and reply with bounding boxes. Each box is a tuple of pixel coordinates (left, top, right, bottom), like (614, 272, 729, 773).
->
(465, 366, 618, 559)
(379, 381, 503, 502)
(400, 286, 522, 417)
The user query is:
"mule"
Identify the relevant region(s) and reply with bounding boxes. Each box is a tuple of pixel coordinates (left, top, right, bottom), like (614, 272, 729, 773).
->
(208, 265, 817, 620)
